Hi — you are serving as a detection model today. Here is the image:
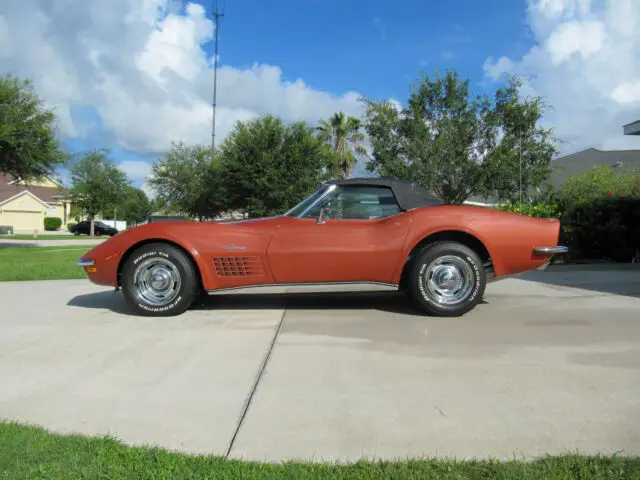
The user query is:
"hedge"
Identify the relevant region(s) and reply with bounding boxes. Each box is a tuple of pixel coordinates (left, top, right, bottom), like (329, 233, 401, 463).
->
(43, 217, 62, 231)
(494, 195, 640, 263)
(561, 196, 640, 262)
(493, 199, 562, 219)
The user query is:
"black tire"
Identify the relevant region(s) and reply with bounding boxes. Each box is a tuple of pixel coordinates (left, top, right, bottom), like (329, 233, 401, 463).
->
(120, 242, 201, 316)
(407, 241, 486, 317)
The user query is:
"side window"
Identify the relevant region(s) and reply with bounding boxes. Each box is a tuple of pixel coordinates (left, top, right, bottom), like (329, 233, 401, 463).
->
(303, 186, 401, 220)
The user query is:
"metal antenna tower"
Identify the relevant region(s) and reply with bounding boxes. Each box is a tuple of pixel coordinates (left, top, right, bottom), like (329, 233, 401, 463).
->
(211, 0, 225, 155)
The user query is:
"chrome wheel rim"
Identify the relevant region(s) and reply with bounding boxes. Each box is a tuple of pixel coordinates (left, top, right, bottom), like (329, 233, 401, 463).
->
(423, 255, 475, 305)
(133, 257, 182, 306)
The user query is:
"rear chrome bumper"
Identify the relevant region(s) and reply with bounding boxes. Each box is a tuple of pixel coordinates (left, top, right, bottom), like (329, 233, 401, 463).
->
(533, 246, 569, 256)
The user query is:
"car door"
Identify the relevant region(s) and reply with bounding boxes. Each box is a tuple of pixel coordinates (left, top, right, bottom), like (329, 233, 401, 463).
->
(77, 221, 90, 234)
(266, 185, 412, 284)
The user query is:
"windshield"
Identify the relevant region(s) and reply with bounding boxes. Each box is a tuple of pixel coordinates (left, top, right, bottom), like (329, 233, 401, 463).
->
(283, 185, 329, 217)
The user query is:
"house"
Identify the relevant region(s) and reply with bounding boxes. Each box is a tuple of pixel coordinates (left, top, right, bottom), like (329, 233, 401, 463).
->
(0, 173, 72, 233)
(540, 120, 639, 189)
(548, 148, 640, 189)
(623, 120, 640, 136)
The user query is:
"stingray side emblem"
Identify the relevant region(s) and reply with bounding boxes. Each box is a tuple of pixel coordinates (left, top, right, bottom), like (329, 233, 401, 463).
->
(224, 244, 247, 251)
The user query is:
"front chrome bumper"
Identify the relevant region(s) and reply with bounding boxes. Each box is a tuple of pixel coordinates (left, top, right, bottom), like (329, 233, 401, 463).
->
(533, 246, 569, 256)
(77, 259, 95, 267)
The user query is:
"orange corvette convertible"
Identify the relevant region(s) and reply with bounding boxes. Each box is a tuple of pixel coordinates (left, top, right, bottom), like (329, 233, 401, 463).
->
(77, 177, 568, 317)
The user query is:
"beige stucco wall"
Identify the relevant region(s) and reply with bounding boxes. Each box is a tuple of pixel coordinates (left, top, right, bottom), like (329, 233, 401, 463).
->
(0, 194, 47, 232)
(0, 193, 69, 233)
(48, 203, 66, 222)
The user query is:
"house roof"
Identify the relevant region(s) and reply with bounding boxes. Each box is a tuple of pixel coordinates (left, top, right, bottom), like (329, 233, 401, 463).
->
(549, 148, 640, 189)
(0, 189, 52, 208)
(623, 120, 640, 135)
(0, 173, 69, 205)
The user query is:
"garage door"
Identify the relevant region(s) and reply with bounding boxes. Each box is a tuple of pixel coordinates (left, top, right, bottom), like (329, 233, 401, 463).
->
(0, 211, 44, 232)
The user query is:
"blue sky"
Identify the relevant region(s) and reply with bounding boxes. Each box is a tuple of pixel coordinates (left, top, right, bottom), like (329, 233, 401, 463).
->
(203, 0, 530, 99)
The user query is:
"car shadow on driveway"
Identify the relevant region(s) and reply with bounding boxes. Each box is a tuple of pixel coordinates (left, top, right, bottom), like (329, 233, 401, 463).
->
(67, 290, 489, 317)
(516, 263, 640, 299)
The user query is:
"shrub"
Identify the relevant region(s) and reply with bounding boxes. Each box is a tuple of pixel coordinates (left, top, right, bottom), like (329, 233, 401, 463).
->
(493, 199, 562, 219)
(43, 217, 62, 231)
(562, 196, 640, 262)
(67, 222, 76, 231)
(560, 164, 640, 207)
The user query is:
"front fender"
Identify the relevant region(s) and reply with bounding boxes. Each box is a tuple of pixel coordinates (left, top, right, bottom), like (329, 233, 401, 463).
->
(81, 223, 216, 289)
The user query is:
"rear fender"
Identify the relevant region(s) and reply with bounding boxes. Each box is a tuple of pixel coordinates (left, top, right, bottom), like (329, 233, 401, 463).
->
(392, 225, 496, 285)
(489, 217, 563, 277)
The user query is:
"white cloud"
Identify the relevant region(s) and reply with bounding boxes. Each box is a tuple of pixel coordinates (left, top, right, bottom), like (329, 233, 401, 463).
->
(545, 20, 606, 65)
(0, 0, 365, 161)
(483, 56, 514, 80)
(140, 179, 157, 200)
(117, 160, 153, 182)
(483, 0, 640, 154)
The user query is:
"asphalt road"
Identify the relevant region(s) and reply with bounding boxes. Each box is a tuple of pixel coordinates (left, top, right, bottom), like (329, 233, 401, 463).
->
(1, 266, 639, 462)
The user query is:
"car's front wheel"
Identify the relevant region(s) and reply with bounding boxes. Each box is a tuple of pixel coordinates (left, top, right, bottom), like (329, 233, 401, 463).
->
(407, 241, 486, 317)
(120, 242, 201, 316)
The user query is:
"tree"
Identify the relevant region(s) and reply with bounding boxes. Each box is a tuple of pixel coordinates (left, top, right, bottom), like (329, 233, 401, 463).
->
(560, 164, 640, 207)
(316, 111, 368, 179)
(147, 141, 227, 220)
(220, 115, 328, 218)
(0, 74, 68, 181)
(362, 70, 557, 204)
(68, 149, 130, 236)
(115, 186, 153, 226)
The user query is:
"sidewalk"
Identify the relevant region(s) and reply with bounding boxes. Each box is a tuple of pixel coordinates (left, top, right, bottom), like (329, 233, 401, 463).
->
(0, 238, 105, 247)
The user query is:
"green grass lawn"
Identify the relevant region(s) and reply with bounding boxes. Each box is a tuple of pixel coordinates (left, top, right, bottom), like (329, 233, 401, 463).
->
(1, 234, 104, 240)
(0, 246, 91, 281)
(0, 421, 637, 480)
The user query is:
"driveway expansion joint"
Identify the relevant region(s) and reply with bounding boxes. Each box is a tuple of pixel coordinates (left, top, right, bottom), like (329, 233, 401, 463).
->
(224, 308, 287, 458)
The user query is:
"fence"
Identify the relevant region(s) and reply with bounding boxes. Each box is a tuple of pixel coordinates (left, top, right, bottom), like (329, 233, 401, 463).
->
(99, 219, 128, 231)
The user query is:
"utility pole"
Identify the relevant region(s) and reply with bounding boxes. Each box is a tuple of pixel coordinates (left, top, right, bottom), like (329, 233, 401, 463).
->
(519, 129, 523, 205)
(211, 0, 225, 156)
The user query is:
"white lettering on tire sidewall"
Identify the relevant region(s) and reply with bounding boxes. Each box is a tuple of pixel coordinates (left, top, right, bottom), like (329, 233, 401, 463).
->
(132, 250, 169, 265)
(138, 295, 183, 313)
(417, 254, 481, 306)
(131, 250, 183, 313)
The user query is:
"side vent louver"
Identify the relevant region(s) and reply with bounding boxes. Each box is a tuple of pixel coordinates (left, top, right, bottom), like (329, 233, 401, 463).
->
(213, 256, 265, 277)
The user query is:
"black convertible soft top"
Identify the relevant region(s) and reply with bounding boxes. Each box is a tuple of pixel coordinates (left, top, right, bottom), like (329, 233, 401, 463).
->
(330, 177, 444, 211)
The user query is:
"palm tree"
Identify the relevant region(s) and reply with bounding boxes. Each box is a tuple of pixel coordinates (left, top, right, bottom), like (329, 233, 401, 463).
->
(316, 112, 368, 179)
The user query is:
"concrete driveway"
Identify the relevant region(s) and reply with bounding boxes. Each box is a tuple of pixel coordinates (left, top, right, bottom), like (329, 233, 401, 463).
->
(1, 266, 639, 462)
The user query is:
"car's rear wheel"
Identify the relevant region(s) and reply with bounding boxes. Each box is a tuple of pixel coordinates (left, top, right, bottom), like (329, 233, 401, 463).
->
(407, 241, 486, 317)
(120, 242, 200, 316)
